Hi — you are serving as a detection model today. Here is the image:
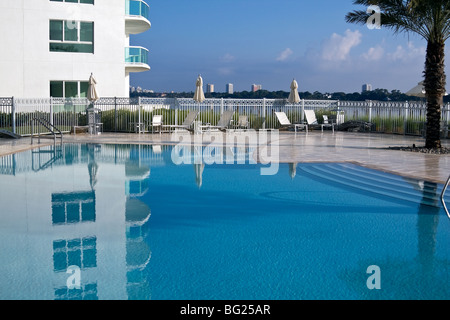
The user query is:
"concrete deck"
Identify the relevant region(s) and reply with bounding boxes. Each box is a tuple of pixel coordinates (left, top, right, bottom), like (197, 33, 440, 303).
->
(0, 131, 449, 184)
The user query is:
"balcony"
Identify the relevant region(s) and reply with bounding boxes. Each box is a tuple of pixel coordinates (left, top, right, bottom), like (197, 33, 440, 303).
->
(125, 46, 150, 73)
(125, 0, 151, 34)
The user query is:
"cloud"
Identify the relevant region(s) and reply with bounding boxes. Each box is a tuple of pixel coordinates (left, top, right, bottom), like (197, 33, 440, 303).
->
(322, 29, 362, 61)
(362, 46, 384, 61)
(387, 42, 425, 62)
(217, 67, 234, 75)
(276, 48, 293, 62)
(220, 53, 235, 63)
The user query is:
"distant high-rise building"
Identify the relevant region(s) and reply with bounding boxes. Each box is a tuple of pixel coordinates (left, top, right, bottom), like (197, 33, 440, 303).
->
(226, 83, 234, 94)
(252, 84, 262, 92)
(207, 84, 214, 93)
(362, 84, 372, 92)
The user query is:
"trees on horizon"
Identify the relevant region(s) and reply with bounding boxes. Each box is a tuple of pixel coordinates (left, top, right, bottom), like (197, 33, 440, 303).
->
(131, 88, 428, 102)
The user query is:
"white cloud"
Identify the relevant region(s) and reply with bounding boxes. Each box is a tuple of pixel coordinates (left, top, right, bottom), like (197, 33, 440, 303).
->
(276, 48, 293, 62)
(362, 46, 384, 61)
(387, 42, 425, 62)
(322, 29, 362, 61)
(217, 67, 234, 75)
(220, 53, 235, 63)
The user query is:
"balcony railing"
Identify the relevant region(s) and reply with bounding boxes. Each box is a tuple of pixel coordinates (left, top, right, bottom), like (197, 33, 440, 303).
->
(125, 47, 148, 64)
(125, 0, 151, 34)
(125, 46, 150, 72)
(126, 0, 149, 20)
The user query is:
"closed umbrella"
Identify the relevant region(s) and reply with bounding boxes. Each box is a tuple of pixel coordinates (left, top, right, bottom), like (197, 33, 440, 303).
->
(193, 75, 206, 103)
(88, 73, 99, 103)
(288, 79, 301, 104)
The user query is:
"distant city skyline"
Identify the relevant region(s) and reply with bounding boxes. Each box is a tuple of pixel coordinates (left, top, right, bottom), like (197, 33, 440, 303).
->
(129, 1, 446, 95)
(362, 84, 373, 92)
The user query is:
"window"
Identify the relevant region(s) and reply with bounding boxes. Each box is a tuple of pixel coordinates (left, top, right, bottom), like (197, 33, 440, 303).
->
(50, 20, 94, 53)
(53, 236, 97, 272)
(50, 0, 94, 4)
(50, 81, 90, 98)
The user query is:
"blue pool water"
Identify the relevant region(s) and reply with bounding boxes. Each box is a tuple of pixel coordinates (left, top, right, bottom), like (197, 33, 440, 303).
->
(0, 143, 449, 300)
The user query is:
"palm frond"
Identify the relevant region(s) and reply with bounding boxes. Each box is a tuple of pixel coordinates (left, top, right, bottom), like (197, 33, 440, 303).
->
(346, 0, 450, 42)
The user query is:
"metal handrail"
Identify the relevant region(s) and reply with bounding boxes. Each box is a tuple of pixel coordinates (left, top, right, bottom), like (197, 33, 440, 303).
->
(442, 175, 450, 219)
(30, 117, 63, 145)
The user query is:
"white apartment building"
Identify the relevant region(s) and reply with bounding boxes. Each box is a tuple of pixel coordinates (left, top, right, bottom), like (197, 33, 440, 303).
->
(362, 83, 372, 92)
(0, 0, 151, 98)
(226, 83, 233, 94)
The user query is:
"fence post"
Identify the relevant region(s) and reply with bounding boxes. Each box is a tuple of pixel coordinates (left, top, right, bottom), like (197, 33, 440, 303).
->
(174, 99, 178, 126)
(220, 98, 224, 114)
(50, 97, 54, 127)
(404, 101, 409, 135)
(446, 103, 450, 138)
(12, 97, 16, 134)
(368, 100, 372, 124)
(114, 97, 118, 132)
(301, 99, 305, 123)
(138, 96, 142, 132)
(262, 98, 266, 129)
(73, 99, 76, 127)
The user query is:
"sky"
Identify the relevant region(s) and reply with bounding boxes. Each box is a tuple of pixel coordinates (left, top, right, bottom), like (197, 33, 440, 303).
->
(129, 0, 441, 94)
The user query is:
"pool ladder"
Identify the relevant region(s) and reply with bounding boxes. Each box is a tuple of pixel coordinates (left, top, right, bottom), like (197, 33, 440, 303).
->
(442, 174, 450, 219)
(30, 117, 63, 145)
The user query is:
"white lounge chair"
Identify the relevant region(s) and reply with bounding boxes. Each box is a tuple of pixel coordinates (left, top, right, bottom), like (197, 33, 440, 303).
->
(231, 115, 250, 130)
(322, 115, 335, 133)
(200, 110, 234, 132)
(274, 112, 307, 133)
(150, 115, 163, 134)
(304, 110, 335, 133)
(162, 110, 199, 133)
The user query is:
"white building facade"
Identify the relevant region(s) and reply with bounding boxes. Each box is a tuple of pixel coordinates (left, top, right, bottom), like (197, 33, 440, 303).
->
(0, 0, 151, 98)
(226, 83, 233, 94)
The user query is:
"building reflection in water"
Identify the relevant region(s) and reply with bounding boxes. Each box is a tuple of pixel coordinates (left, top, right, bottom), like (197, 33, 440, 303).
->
(124, 145, 153, 299)
(0, 143, 167, 299)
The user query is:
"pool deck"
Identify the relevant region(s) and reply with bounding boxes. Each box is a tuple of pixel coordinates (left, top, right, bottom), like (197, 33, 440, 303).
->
(1, 131, 449, 184)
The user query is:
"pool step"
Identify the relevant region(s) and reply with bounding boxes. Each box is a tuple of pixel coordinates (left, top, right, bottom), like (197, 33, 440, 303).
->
(299, 163, 449, 207)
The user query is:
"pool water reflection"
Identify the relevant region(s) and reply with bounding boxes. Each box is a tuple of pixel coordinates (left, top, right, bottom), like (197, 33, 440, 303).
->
(0, 143, 449, 300)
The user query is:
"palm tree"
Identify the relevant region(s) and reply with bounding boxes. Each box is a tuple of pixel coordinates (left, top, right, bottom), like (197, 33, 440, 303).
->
(346, 0, 450, 149)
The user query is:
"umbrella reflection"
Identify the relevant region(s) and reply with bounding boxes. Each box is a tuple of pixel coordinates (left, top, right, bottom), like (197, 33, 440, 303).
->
(87, 144, 100, 190)
(289, 162, 297, 179)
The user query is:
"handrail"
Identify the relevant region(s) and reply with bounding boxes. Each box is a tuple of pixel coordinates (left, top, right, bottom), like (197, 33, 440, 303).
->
(442, 175, 450, 219)
(30, 117, 63, 145)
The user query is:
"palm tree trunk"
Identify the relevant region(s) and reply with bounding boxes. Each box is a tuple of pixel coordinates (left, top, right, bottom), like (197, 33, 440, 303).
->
(424, 39, 445, 149)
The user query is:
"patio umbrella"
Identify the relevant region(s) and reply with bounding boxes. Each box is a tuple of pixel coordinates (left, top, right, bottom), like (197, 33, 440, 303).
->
(406, 81, 448, 98)
(88, 73, 99, 104)
(288, 79, 301, 104)
(405, 81, 426, 98)
(193, 75, 206, 103)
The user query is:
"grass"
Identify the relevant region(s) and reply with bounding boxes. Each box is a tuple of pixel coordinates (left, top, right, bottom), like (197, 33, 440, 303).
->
(0, 109, 444, 137)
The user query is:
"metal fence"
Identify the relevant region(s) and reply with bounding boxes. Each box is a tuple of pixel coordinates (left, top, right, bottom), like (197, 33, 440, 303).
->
(1, 97, 449, 138)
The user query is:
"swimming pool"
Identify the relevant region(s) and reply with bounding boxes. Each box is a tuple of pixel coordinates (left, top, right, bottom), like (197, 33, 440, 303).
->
(0, 143, 449, 300)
